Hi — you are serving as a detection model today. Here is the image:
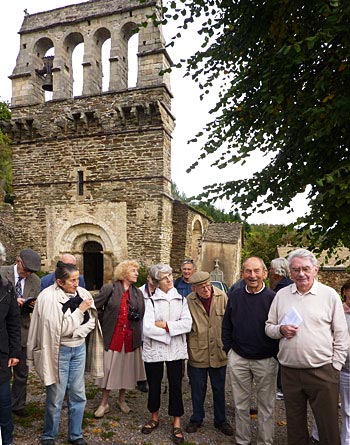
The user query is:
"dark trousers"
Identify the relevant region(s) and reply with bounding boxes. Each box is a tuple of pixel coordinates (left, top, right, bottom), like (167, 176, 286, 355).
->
(145, 360, 184, 417)
(187, 364, 227, 426)
(11, 346, 28, 411)
(282, 364, 341, 445)
(0, 378, 14, 445)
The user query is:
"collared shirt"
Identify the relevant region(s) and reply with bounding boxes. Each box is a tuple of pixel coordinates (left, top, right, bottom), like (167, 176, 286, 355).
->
(245, 282, 266, 295)
(14, 264, 25, 295)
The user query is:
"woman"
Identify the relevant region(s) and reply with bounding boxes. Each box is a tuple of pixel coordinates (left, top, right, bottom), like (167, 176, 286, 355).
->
(141, 263, 192, 444)
(94, 259, 145, 417)
(27, 261, 102, 445)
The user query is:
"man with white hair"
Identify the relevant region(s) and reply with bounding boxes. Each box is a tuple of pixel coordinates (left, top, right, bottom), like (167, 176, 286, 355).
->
(40, 253, 85, 290)
(0, 242, 21, 445)
(266, 248, 349, 445)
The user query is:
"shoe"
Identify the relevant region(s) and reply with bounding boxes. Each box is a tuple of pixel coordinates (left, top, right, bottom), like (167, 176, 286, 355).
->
(141, 419, 159, 434)
(137, 381, 148, 393)
(117, 400, 131, 414)
(276, 390, 284, 401)
(13, 409, 28, 417)
(94, 404, 110, 418)
(68, 439, 87, 445)
(215, 421, 234, 436)
(41, 440, 55, 445)
(172, 427, 184, 444)
(185, 421, 202, 433)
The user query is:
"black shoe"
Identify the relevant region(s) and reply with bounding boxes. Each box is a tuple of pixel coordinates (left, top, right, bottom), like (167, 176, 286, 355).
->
(13, 409, 28, 417)
(68, 439, 87, 445)
(41, 440, 55, 445)
(215, 421, 234, 436)
(137, 381, 148, 393)
(185, 421, 202, 433)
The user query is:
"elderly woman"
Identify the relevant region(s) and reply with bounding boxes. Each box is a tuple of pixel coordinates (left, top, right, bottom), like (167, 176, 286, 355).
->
(94, 259, 145, 417)
(141, 263, 192, 444)
(27, 261, 102, 445)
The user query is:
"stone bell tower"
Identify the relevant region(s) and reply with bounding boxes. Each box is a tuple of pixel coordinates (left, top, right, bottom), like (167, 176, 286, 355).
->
(8, 0, 174, 289)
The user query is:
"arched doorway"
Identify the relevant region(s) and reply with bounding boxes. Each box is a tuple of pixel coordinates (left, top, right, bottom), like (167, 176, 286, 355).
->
(83, 241, 103, 291)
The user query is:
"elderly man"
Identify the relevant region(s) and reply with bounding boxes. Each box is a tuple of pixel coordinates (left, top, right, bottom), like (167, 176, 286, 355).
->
(185, 271, 233, 436)
(0, 242, 21, 445)
(222, 256, 279, 445)
(174, 259, 196, 297)
(0, 248, 41, 417)
(266, 248, 349, 445)
(40, 253, 85, 291)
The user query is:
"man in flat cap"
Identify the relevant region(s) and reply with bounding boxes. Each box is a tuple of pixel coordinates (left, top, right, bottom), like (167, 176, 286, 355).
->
(0, 248, 41, 417)
(185, 271, 233, 437)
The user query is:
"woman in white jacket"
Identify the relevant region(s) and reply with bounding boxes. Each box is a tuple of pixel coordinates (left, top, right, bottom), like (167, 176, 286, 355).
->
(141, 263, 192, 444)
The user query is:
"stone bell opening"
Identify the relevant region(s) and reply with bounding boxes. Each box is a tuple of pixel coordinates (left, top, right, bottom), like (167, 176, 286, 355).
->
(83, 241, 103, 291)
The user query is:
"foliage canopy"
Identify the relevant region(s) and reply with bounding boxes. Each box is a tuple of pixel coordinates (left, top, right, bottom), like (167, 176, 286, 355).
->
(147, 0, 350, 252)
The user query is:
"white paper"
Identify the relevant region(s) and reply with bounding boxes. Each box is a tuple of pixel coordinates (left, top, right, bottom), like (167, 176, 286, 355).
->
(281, 306, 303, 327)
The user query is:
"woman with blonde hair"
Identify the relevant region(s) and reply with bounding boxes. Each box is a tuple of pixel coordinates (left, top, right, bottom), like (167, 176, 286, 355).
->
(94, 260, 145, 417)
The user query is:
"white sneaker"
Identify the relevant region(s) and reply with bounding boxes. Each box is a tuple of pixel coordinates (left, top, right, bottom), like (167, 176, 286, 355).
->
(94, 403, 110, 418)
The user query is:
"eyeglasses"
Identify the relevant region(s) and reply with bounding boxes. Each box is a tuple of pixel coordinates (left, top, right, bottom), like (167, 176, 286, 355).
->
(159, 273, 173, 281)
(181, 259, 194, 265)
(291, 267, 313, 274)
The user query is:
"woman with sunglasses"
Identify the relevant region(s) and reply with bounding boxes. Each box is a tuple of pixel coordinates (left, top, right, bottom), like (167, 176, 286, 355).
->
(141, 263, 192, 444)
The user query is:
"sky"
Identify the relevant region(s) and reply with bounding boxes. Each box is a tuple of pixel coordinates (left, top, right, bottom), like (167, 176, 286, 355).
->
(0, 0, 309, 225)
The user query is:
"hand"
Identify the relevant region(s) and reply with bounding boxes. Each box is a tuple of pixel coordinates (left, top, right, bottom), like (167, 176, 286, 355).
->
(8, 358, 19, 367)
(280, 324, 298, 339)
(17, 297, 25, 307)
(155, 320, 167, 329)
(28, 299, 36, 309)
(79, 297, 93, 313)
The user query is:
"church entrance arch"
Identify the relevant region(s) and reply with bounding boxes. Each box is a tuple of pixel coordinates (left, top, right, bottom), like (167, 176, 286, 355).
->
(83, 241, 103, 291)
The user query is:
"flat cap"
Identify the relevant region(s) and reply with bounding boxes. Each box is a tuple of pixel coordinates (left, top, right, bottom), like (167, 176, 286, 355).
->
(189, 271, 210, 286)
(19, 248, 41, 272)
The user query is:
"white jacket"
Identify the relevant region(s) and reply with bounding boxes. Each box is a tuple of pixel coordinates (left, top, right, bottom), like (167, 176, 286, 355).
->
(142, 287, 192, 362)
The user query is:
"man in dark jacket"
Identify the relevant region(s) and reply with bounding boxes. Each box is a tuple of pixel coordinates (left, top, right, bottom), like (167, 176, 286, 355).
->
(0, 242, 21, 445)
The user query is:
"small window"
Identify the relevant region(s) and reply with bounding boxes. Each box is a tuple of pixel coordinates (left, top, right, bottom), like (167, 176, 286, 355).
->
(77, 171, 84, 195)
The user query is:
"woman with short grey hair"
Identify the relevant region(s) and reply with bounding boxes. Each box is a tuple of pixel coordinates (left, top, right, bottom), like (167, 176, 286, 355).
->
(270, 258, 290, 278)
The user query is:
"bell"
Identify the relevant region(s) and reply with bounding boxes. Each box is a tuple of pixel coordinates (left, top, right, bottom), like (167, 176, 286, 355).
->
(42, 73, 53, 92)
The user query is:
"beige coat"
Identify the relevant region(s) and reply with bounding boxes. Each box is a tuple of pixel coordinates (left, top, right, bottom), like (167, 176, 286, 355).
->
(27, 284, 104, 386)
(187, 286, 228, 368)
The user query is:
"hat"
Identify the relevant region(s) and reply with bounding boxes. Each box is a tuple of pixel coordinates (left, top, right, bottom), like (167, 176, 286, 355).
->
(19, 249, 41, 272)
(189, 271, 210, 286)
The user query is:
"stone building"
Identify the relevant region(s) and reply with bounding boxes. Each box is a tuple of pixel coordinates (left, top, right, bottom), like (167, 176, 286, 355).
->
(2, 0, 242, 289)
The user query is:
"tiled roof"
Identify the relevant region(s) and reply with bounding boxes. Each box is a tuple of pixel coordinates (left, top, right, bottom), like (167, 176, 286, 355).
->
(203, 222, 243, 244)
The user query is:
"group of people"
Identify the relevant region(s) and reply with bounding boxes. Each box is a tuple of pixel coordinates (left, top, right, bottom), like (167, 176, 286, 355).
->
(0, 243, 349, 445)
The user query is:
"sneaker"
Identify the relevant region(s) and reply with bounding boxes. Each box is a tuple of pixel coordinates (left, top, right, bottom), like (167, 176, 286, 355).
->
(185, 422, 202, 433)
(276, 390, 284, 401)
(215, 421, 234, 436)
(68, 439, 87, 445)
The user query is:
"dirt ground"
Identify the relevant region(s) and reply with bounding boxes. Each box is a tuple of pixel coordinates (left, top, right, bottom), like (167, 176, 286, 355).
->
(13, 368, 336, 445)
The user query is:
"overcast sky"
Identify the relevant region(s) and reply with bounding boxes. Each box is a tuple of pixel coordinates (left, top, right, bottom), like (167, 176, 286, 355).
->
(0, 1, 309, 224)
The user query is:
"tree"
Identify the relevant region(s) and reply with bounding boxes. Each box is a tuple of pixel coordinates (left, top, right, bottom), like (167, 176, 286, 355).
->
(0, 100, 12, 202)
(146, 0, 350, 253)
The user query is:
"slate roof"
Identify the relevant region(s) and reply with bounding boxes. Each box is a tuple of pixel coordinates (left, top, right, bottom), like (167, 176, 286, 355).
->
(203, 222, 243, 245)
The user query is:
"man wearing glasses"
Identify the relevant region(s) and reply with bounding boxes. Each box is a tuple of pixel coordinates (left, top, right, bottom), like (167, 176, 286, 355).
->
(0, 248, 41, 417)
(174, 259, 196, 298)
(266, 248, 349, 445)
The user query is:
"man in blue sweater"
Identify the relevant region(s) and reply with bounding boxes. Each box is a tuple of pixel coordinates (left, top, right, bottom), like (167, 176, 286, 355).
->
(222, 256, 279, 445)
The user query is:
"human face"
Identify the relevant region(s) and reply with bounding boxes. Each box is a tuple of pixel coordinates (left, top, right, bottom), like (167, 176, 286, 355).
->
(124, 266, 139, 285)
(16, 257, 33, 279)
(181, 262, 195, 282)
(57, 270, 79, 294)
(158, 272, 174, 293)
(290, 257, 318, 294)
(242, 257, 267, 293)
(194, 281, 212, 299)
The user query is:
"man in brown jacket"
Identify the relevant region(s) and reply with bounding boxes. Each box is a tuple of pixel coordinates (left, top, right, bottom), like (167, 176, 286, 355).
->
(185, 271, 233, 436)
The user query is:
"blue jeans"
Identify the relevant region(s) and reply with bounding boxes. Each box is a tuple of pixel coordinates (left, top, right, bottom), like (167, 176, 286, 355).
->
(0, 379, 13, 445)
(42, 343, 86, 442)
(187, 364, 227, 426)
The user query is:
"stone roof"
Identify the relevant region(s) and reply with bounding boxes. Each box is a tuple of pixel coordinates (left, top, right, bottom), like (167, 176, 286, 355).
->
(203, 222, 243, 245)
(276, 245, 350, 269)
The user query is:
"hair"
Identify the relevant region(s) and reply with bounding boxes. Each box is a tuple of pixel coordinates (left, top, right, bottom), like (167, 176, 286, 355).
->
(340, 279, 350, 302)
(60, 253, 77, 265)
(270, 258, 290, 278)
(55, 261, 78, 282)
(181, 259, 196, 268)
(242, 256, 267, 271)
(0, 242, 6, 262)
(150, 263, 173, 283)
(114, 259, 140, 281)
(287, 248, 318, 267)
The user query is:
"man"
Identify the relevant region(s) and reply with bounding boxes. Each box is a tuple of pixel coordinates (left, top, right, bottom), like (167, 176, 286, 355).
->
(0, 242, 21, 445)
(174, 259, 196, 297)
(0, 248, 41, 417)
(185, 271, 233, 436)
(40, 253, 85, 291)
(265, 248, 349, 445)
(222, 256, 279, 445)
(269, 257, 293, 400)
